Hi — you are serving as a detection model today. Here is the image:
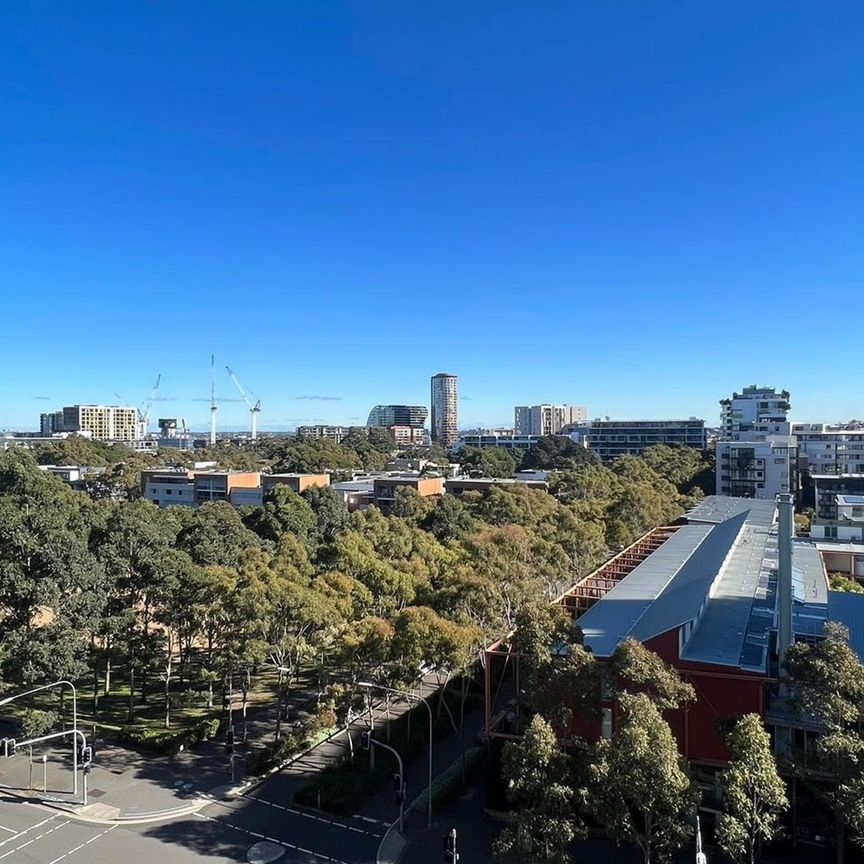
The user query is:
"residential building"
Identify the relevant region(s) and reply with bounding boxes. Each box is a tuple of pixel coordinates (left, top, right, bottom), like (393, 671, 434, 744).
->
(810, 474, 864, 542)
(295, 425, 368, 443)
(40, 411, 64, 437)
(455, 429, 542, 451)
(366, 405, 428, 429)
(586, 418, 706, 460)
(715, 436, 796, 500)
(50, 404, 141, 441)
(262, 473, 330, 496)
(793, 423, 864, 506)
(388, 425, 429, 447)
(430, 373, 458, 448)
(719, 385, 790, 439)
(445, 476, 549, 495)
(514, 404, 587, 437)
(372, 475, 444, 509)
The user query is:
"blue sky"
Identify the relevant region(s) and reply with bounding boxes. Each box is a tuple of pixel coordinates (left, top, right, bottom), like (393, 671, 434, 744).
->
(1, 2, 862, 432)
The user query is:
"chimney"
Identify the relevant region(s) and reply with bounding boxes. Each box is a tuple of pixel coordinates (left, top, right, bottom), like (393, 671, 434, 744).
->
(777, 492, 794, 661)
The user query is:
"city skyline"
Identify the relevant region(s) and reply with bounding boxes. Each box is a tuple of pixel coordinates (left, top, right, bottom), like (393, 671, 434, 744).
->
(2, 4, 863, 429)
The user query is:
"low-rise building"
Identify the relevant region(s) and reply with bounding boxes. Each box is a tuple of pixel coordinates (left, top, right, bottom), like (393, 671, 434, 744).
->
(455, 429, 542, 451)
(810, 474, 864, 542)
(296, 425, 369, 443)
(140, 469, 197, 507)
(445, 476, 549, 495)
(587, 418, 706, 460)
(331, 479, 375, 511)
(262, 473, 330, 495)
(372, 475, 444, 509)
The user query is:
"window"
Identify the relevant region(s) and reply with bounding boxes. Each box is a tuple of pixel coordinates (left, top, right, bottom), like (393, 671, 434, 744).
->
(826, 526, 838, 539)
(601, 707, 613, 739)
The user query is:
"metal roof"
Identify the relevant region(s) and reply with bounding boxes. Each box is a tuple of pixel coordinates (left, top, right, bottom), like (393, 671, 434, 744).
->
(630, 512, 748, 644)
(828, 591, 864, 663)
(681, 523, 774, 669)
(579, 524, 714, 657)
(838, 494, 864, 505)
(684, 496, 776, 528)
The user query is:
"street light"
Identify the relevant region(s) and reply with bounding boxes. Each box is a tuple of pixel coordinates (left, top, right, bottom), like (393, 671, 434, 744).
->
(358, 680, 434, 830)
(0, 680, 79, 795)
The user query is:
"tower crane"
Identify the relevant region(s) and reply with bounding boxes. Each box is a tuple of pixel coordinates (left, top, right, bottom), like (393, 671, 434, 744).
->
(225, 366, 261, 441)
(210, 355, 218, 446)
(138, 374, 161, 438)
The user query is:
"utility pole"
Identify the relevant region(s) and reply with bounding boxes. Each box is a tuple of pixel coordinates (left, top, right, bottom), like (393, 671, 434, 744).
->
(444, 828, 459, 863)
(361, 730, 405, 832)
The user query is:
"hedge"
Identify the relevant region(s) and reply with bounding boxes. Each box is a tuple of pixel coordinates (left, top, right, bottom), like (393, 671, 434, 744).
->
(410, 746, 487, 815)
(117, 716, 221, 755)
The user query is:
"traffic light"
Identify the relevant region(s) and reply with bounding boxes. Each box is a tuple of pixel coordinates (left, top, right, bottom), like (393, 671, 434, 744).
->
(1, 738, 16, 759)
(444, 828, 458, 863)
(225, 727, 235, 755)
(82, 746, 93, 766)
(360, 730, 371, 750)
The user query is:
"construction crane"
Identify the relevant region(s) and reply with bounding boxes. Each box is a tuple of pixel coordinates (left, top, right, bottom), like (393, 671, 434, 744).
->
(138, 374, 161, 438)
(225, 366, 261, 441)
(210, 355, 218, 446)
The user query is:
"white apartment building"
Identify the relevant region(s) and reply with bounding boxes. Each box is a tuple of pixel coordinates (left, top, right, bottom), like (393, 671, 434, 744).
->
(514, 404, 588, 437)
(792, 423, 864, 476)
(719, 385, 790, 439)
(715, 435, 796, 500)
(44, 404, 140, 441)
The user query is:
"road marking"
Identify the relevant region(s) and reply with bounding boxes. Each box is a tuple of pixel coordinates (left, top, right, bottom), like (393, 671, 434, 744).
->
(194, 811, 353, 864)
(46, 824, 117, 864)
(0, 819, 68, 860)
(238, 793, 382, 838)
(0, 826, 15, 835)
(0, 814, 59, 850)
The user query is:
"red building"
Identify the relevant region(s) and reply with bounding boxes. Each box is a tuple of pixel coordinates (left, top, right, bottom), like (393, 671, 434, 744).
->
(484, 495, 859, 769)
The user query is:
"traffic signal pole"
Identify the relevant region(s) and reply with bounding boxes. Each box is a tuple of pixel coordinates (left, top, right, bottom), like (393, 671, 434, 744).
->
(361, 730, 406, 832)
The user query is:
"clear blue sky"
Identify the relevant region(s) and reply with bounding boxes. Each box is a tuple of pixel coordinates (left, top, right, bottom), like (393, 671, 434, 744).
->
(2, 2, 862, 432)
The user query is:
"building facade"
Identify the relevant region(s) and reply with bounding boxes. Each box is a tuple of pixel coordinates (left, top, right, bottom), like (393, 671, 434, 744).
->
(586, 419, 706, 460)
(40, 404, 140, 441)
(514, 404, 587, 436)
(715, 436, 796, 500)
(430, 373, 458, 448)
(366, 405, 428, 429)
(811, 474, 864, 542)
(720, 385, 790, 439)
(372, 475, 444, 509)
(455, 429, 542, 451)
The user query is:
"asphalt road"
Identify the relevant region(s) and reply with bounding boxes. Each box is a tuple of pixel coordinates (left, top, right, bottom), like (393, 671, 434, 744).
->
(0, 771, 384, 864)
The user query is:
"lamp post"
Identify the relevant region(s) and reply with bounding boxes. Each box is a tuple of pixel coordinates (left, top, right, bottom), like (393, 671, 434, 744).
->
(0, 680, 79, 795)
(359, 681, 434, 829)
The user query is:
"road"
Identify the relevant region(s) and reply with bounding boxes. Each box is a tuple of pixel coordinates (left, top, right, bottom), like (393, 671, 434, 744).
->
(0, 782, 384, 863)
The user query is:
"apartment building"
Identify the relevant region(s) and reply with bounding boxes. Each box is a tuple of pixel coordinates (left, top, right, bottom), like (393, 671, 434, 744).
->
(295, 425, 369, 443)
(514, 404, 587, 436)
(262, 473, 330, 495)
(719, 385, 791, 439)
(445, 476, 549, 495)
(810, 474, 864, 542)
(40, 404, 140, 441)
(366, 405, 428, 428)
(430, 373, 458, 448)
(455, 429, 542, 451)
(587, 419, 706, 460)
(715, 436, 796, 500)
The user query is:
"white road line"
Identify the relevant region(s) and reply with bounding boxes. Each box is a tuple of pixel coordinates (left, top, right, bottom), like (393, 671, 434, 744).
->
(194, 812, 352, 864)
(0, 820, 69, 860)
(0, 814, 58, 849)
(238, 794, 382, 838)
(0, 827, 15, 835)
(47, 824, 117, 864)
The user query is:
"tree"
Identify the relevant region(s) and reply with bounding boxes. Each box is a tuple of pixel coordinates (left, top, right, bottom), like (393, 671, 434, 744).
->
(785, 622, 864, 856)
(511, 602, 598, 734)
(590, 693, 697, 864)
(458, 446, 518, 479)
(716, 714, 788, 864)
(303, 484, 350, 545)
(610, 637, 695, 710)
(493, 715, 581, 864)
(246, 485, 317, 545)
(520, 437, 599, 471)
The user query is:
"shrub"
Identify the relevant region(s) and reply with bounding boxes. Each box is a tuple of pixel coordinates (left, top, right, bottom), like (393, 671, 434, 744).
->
(117, 716, 221, 755)
(410, 746, 486, 815)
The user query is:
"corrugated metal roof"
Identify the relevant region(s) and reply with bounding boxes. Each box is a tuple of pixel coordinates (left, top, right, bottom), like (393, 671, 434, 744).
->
(630, 512, 748, 644)
(685, 496, 776, 528)
(579, 524, 714, 657)
(828, 591, 864, 663)
(681, 523, 774, 668)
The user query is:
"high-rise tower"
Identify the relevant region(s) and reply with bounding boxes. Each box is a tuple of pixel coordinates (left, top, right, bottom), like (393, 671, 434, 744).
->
(430, 372, 458, 448)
